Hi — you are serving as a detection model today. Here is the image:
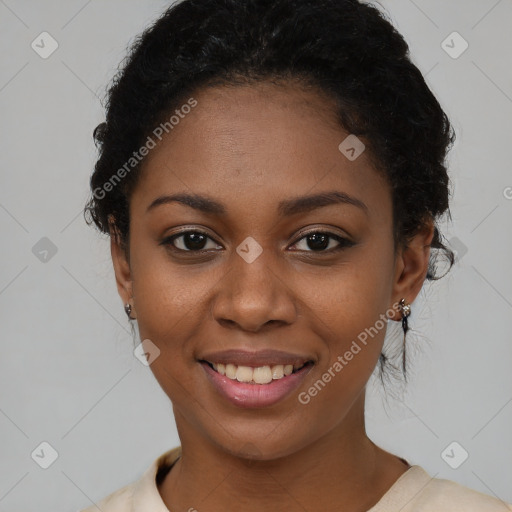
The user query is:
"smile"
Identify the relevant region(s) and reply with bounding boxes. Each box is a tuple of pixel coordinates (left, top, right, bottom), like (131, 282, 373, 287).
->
(199, 351, 314, 407)
(205, 361, 309, 384)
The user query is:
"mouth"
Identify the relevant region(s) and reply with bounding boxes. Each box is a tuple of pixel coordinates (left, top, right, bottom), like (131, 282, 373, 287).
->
(197, 347, 317, 408)
(197, 350, 315, 408)
(200, 360, 313, 385)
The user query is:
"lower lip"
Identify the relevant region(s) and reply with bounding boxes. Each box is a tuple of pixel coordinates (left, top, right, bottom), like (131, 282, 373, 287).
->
(201, 362, 313, 408)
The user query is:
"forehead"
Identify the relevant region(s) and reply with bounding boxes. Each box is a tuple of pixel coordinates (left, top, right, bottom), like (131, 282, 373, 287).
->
(131, 81, 391, 220)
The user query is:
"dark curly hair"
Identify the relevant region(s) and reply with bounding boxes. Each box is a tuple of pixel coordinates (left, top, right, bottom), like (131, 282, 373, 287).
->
(84, 0, 456, 385)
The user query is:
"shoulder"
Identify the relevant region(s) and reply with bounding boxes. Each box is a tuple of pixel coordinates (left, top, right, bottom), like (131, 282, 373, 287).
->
(79, 482, 134, 512)
(418, 476, 512, 511)
(405, 468, 512, 512)
(77, 446, 182, 512)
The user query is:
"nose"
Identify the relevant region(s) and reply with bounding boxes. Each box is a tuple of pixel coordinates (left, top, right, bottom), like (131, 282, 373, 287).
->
(211, 246, 297, 333)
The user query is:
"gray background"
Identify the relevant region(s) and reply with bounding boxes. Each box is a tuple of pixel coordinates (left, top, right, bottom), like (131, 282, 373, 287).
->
(0, 0, 511, 510)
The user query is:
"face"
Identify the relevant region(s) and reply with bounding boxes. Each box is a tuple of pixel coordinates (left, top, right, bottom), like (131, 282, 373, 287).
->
(111, 81, 432, 460)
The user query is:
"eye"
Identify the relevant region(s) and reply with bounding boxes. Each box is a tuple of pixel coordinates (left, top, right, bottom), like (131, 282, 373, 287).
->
(161, 228, 353, 254)
(290, 230, 354, 253)
(161, 230, 222, 252)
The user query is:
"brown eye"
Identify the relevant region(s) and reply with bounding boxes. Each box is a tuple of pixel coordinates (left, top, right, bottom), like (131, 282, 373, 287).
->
(290, 231, 354, 253)
(162, 231, 222, 252)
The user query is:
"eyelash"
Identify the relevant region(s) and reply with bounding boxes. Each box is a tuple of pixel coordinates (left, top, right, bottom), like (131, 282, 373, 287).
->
(161, 229, 354, 254)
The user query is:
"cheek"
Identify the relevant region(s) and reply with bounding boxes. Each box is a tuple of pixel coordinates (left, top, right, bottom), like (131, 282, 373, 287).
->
(297, 242, 395, 393)
(129, 247, 227, 390)
(303, 253, 393, 343)
(313, 293, 387, 389)
(297, 279, 390, 425)
(130, 241, 215, 329)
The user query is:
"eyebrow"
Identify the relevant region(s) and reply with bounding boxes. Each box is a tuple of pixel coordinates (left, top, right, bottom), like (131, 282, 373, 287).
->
(146, 191, 368, 216)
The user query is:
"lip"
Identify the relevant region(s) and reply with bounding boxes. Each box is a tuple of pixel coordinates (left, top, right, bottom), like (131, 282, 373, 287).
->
(199, 348, 313, 367)
(199, 353, 314, 409)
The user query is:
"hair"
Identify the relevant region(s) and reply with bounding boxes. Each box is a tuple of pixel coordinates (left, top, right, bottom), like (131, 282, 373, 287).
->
(84, 0, 456, 385)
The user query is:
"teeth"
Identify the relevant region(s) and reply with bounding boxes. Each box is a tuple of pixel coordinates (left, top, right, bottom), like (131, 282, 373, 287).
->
(211, 362, 306, 384)
(253, 366, 273, 384)
(235, 365, 253, 383)
(225, 363, 237, 379)
(271, 365, 284, 379)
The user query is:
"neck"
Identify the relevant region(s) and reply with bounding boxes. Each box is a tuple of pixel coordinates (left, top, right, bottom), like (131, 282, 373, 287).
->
(159, 394, 409, 512)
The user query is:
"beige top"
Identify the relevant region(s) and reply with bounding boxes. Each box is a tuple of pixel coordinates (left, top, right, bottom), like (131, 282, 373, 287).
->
(80, 446, 512, 512)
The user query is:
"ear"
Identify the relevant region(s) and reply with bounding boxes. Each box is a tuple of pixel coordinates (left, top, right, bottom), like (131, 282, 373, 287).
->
(389, 217, 434, 321)
(108, 215, 135, 316)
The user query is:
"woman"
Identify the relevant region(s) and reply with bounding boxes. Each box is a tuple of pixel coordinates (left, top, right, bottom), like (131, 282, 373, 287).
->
(81, 0, 511, 510)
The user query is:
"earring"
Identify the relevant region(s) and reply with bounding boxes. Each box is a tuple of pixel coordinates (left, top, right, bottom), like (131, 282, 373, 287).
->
(124, 302, 134, 320)
(398, 298, 411, 374)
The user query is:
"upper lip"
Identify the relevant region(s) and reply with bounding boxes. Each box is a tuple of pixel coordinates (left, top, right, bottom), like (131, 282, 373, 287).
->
(199, 349, 314, 367)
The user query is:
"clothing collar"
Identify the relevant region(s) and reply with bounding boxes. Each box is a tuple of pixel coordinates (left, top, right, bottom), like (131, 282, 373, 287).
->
(130, 446, 432, 512)
(132, 446, 182, 511)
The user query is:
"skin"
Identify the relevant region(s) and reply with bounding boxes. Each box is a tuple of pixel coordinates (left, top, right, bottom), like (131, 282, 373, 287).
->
(110, 81, 434, 512)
